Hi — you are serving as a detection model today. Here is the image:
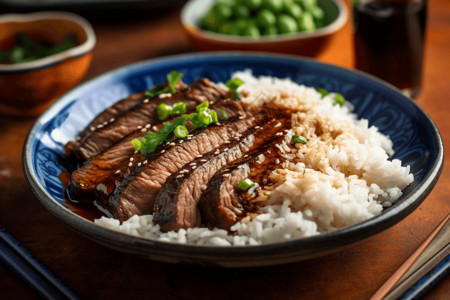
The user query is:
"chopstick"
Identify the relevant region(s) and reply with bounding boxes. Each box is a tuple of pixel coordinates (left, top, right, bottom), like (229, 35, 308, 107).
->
(370, 212, 450, 300)
(0, 225, 79, 300)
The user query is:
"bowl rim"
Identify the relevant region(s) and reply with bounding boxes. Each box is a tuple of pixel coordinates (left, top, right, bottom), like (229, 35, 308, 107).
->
(0, 11, 96, 72)
(23, 52, 444, 266)
(180, 0, 348, 44)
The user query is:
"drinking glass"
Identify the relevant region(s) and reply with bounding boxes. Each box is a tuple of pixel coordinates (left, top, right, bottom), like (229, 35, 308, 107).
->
(352, 0, 427, 98)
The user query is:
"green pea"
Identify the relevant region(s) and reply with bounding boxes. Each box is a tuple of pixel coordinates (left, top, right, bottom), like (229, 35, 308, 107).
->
(277, 14, 298, 34)
(257, 9, 277, 28)
(235, 5, 251, 18)
(228, 18, 252, 35)
(262, 0, 284, 12)
(298, 11, 315, 31)
(200, 9, 220, 31)
(242, 0, 262, 10)
(263, 25, 279, 36)
(300, 0, 317, 10)
(285, 3, 303, 19)
(311, 6, 324, 21)
(213, 2, 233, 22)
(242, 24, 261, 38)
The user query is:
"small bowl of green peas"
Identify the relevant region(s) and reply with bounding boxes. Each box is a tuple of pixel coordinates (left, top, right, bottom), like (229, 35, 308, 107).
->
(181, 0, 348, 56)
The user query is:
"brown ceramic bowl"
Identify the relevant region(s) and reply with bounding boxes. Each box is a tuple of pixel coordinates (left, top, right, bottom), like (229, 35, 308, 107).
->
(0, 11, 96, 117)
(181, 0, 348, 56)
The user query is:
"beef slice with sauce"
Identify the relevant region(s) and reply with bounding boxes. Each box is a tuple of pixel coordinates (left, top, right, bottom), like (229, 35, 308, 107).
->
(152, 117, 290, 232)
(108, 113, 258, 222)
(73, 78, 229, 161)
(198, 131, 291, 231)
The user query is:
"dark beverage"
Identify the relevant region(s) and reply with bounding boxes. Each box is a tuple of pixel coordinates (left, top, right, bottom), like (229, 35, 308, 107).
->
(353, 0, 427, 97)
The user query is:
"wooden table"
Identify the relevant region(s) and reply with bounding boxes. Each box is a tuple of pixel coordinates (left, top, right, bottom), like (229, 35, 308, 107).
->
(1, 1, 449, 299)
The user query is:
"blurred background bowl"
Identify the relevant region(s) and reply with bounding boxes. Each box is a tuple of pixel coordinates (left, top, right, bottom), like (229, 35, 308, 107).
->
(0, 11, 96, 117)
(181, 0, 348, 56)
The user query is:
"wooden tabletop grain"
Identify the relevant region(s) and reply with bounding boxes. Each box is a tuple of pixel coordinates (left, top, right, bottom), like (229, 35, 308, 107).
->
(1, 1, 449, 299)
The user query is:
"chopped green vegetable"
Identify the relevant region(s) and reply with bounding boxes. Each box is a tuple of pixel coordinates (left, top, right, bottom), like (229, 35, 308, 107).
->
(173, 125, 189, 138)
(133, 100, 227, 155)
(167, 70, 184, 94)
(292, 135, 308, 144)
(145, 84, 169, 98)
(225, 78, 244, 99)
(132, 116, 188, 155)
(144, 71, 184, 99)
(236, 178, 255, 191)
(172, 101, 187, 115)
(317, 88, 329, 98)
(157, 103, 172, 121)
(333, 93, 346, 106)
(196, 101, 209, 112)
(0, 33, 76, 64)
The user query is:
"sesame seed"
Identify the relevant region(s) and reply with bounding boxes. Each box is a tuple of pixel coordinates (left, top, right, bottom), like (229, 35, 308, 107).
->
(90, 127, 95, 131)
(128, 162, 132, 167)
(200, 159, 207, 162)
(152, 126, 158, 131)
(274, 122, 281, 128)
(143, 99, 149, 103)
(103, 121, 108, 126)
(191, 166, 197, 170)
(176, 174, 184, 178)
(224, 141, 230, 144)
(179, 140, 184, 144)
(223, 148, 228, 152)
(255, 126, 261, 129)
(216, 122, 222, 126)
(237, 165, 242, 169)
(137, 162, 142, 167)
(145, 124, 151, 128)
(197, 154, 202, 158)
(244, 154, 249, 158)
(238, 116, 245, 120)
(137, 125, 142, 129)
(187, 134, 193, 137)
(169, 142, 176, 146)
(110, 118, 115, 122)
(187, 137, 192, 140)
(190, 163, 197, 166)
(130, 157, 134, 162)
(97, 124, 103, 129)
(224, 169, 230, 172)
(214, 150, 220, 155)
(161, 150, 166, 154)
(143, 160, 148, 164)
(222, 173, 230, 177)
(141, 128, 147, 132)
(115, 170, 121, 174)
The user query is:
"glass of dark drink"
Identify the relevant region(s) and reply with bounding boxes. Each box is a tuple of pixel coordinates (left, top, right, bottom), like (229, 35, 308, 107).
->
(352, 0, 427, 98)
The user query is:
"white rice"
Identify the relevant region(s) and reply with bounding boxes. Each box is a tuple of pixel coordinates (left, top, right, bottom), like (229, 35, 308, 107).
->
(95, 71, 414, 246)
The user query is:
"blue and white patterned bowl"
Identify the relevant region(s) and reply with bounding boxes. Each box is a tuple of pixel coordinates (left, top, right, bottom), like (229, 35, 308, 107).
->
(23, 52, 443, 267)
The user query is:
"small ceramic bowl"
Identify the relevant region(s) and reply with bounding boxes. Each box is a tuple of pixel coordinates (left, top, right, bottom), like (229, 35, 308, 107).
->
(181, 0, 348, 56)
(0, 11, 96, 117)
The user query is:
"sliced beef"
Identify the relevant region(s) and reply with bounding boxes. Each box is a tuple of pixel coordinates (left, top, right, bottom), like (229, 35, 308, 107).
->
(73, 78, 229, 161)
(108, 110, 256, 222)
(198, 132, 291, 231)
(68, 101, 242, 206)
(152, 118, 290, 232)
(64, 80, 188, 158)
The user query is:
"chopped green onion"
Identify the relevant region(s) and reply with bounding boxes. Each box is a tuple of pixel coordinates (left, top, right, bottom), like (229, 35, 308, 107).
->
(197, 110, 213, 126)
(225, 78, 244, 99)
(196, 101, 209, 112)
(172, 101, 187, 115)
(145, 84, 169, 98)
(292, 135, 308, 144)
(236, 179, 255, 191)
(157, 103, 172, 121)
(317, 88, 329, 98)
(210, 110, 219, 123)
(167, 70, 184, 94)
(333, 93, 346, 106)
(173, 125, 189, 138)
(217, 109, 228, 120)
(131, 138, 142, 151)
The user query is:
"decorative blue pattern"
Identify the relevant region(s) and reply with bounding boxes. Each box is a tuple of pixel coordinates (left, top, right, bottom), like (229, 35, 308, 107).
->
(22, 53, 443, 265)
